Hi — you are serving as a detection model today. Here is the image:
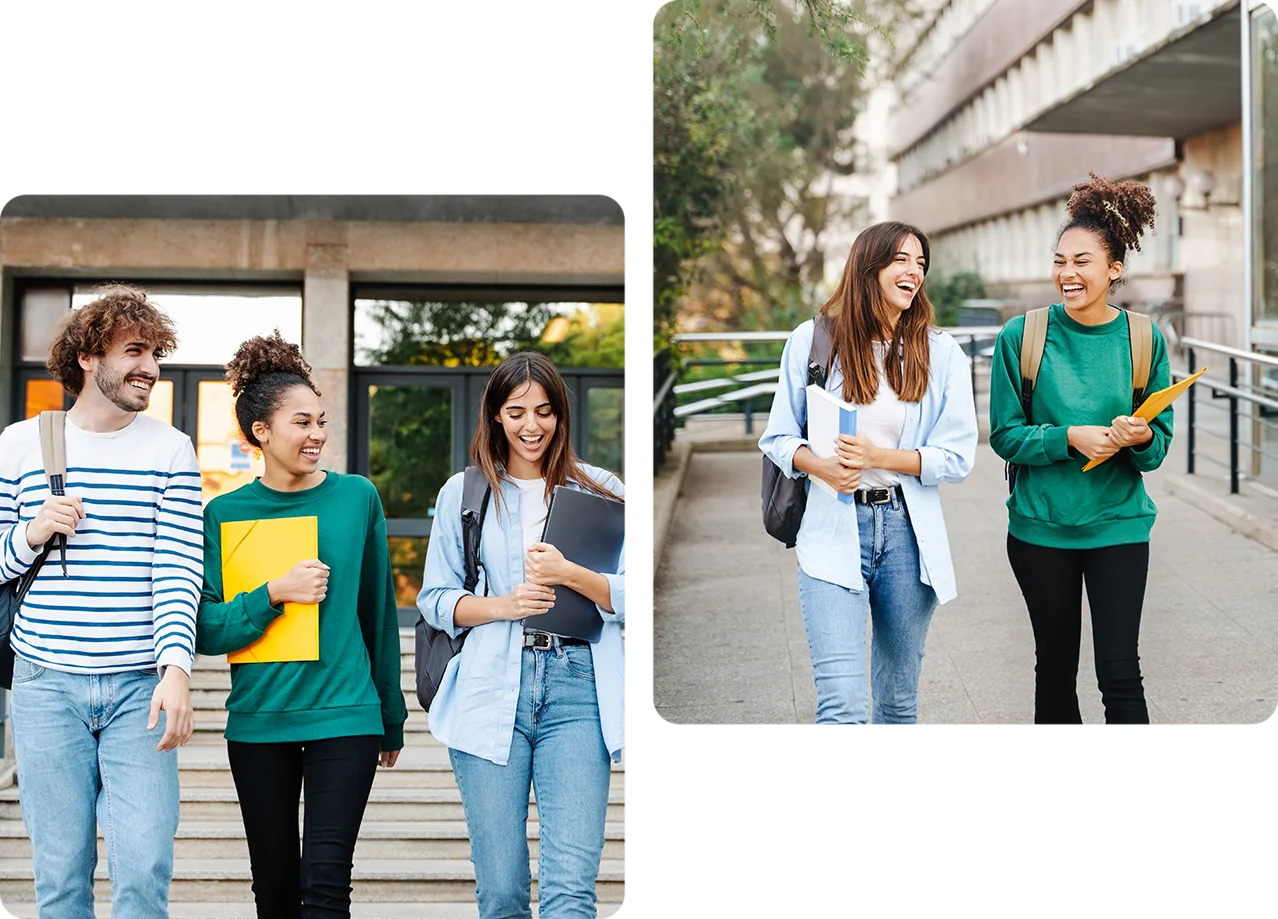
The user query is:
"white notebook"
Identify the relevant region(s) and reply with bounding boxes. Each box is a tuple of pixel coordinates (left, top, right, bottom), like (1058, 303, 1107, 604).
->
(806, 384, 858, 505)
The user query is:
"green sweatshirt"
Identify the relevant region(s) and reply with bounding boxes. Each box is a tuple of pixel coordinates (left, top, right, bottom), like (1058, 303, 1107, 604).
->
(989, 304, 1174, 549)
(196, 471, 407, 750)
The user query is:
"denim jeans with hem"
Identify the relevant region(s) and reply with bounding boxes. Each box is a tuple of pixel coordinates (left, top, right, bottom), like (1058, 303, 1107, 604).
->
(10, 655, 179, 919)
(448, 644, 611, 919)
(797, 495, 939, 724)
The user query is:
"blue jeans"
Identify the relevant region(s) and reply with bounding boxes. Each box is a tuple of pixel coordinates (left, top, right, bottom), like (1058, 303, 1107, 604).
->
(9, 656, 179, 919)
(448, 645, 611, 919)
(797, 495, 939, 724)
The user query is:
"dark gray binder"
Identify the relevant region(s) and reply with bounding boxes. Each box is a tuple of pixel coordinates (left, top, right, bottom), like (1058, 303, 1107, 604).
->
(532, 485, 625, 642)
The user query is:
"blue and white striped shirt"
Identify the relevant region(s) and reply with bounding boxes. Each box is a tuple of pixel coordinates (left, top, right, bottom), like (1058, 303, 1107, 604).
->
(0, 413, 203, 675)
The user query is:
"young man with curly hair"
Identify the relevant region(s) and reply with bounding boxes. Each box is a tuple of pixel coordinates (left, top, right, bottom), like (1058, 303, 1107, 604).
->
(0, 284, 201, 916)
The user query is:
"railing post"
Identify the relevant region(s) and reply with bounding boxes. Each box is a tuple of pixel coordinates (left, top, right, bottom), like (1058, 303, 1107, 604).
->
(1229, 356, 1240, 494)
(744, 399, 754, 435)
(1187, 346, 1196, 475)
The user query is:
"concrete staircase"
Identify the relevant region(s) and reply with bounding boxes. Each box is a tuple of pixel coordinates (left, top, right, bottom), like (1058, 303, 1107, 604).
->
(0, 631, 624, 916)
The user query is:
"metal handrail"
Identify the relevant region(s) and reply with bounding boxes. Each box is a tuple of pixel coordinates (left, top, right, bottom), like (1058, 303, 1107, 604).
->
(1184, 341, 1278, 494)
(1180, 337, 1278, 369)
(672, 325, 1005, 344)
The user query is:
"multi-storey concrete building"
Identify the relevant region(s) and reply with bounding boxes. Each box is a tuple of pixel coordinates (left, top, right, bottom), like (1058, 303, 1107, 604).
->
(888, 0, 1245, 347)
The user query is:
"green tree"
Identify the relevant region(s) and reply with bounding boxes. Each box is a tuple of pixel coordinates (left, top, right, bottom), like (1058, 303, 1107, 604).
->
(655, 0, 903, 339)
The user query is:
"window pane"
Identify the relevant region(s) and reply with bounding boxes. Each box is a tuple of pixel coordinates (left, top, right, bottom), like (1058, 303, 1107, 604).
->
(354, 298, 624, 368)
(24, 379, 65, 418)
(20, 286, 71, 363)
(1254, 8, 1278, 322)
(586, 386, 624, 477)
(197, 379, 264, 504)
(368, 384, 453, 520)
(388, 536, 430, 609)
(71, 286, 302, 366)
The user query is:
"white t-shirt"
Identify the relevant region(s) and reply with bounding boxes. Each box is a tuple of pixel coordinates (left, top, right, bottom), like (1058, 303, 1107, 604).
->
(859, 341, 906, 489)
(511, 476, 549, 557)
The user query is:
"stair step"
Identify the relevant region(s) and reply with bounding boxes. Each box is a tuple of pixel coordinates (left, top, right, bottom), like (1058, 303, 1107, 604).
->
(0, 900, 625, 917)
(168, 747, 622, 789)
(0, 857, 625, 903)
(0, 787, 625, 824)
(0, 819, 624, 861)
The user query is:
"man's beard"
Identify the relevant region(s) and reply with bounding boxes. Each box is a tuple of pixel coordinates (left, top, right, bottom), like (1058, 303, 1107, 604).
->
(94, 361, 152, 412)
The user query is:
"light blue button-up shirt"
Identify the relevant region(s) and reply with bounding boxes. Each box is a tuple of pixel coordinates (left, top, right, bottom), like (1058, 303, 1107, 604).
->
(759, 320, 978, 603)
(417, 465, 624, 765)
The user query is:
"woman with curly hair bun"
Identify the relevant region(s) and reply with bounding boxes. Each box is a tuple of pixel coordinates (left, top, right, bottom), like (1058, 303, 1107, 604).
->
(195, 331, 407, 917)
(989, 173, 1171, 724)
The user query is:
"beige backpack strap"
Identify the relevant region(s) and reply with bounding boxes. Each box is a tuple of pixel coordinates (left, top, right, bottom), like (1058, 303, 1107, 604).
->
(38, 411, 68, 496)
(1127, 310, 1153, 408)
(1019, 308, 1050, 391)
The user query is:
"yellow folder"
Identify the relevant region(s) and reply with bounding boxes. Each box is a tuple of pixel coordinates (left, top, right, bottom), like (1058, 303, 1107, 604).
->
(221, 516, 320, 663)
(1082, 367, 1208, 472)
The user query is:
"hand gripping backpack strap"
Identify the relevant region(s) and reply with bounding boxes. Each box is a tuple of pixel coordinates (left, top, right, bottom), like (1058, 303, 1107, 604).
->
(414, 466, 492, 711)
(761, 316, 834, 547)
(1007, 308, 1050, 495)
(1126, 310, 1153, 412)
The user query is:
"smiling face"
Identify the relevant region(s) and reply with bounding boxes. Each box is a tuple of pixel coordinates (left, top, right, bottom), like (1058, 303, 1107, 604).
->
(876, 233, 927, 324)
(497, 380, 558, 478)
(252, 385, 328, 478)
(1054, 227, 1122, 313)
(82, 330, 162, 413)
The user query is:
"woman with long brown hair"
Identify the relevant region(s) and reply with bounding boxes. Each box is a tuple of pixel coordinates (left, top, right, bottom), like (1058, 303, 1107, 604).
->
(418, 352, 624, 918)
(760, 221, 978, 723)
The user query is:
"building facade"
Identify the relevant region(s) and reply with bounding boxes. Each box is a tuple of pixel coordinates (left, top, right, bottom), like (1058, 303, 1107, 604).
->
(0, 196, 625, 614)
(887, 0, 1245, 349)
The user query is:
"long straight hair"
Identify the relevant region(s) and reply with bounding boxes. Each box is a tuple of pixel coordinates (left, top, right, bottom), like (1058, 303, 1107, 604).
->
(471, 352, 623, 513)
(819, 221, 935, 405)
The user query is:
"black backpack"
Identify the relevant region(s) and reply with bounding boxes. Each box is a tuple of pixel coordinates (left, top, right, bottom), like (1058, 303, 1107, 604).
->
(761, 317, 834, 547)
(1, 411, 68, 689)
(414, 466, 491, 711)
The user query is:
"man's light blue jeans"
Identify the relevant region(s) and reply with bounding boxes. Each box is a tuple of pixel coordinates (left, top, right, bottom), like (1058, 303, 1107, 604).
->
(797, 495, 939, 724)
(9, 655, 179, 919)
(448, 644, 611, 919)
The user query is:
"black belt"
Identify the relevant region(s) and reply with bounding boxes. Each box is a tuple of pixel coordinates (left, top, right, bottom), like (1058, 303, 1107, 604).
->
(853, 485, 903, 506)
(522, 630, 590, 650)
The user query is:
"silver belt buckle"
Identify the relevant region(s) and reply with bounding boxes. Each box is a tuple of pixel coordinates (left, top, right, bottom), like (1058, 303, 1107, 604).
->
(870, 487, 892, 505)
(528, 631, 554, 651)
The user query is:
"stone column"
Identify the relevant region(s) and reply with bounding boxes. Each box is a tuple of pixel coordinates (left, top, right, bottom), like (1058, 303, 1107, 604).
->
(303, 239, 351, 473)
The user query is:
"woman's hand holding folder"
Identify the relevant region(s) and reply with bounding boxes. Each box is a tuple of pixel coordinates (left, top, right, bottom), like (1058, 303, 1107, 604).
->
(267, 558, 330, 606)
(525, 543, 614, 614)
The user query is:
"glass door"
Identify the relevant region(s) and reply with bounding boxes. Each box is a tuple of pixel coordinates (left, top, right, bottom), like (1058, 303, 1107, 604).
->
(354, 373, 468, 621)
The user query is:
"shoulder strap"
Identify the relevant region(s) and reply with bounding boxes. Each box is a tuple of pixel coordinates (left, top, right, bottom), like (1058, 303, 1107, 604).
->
(1019, 308, 1050, 392)
(1126, 310, 1153, 410)
(807, 316, 834, 388)
(460, 466, 492, 595)
(39, 411, 67, 496)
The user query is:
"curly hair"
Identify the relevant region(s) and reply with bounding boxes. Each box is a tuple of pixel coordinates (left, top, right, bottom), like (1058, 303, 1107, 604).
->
(225, 330, 320, 448)
(1057, 172, 1158, 289)
(46, 284, 178, 395)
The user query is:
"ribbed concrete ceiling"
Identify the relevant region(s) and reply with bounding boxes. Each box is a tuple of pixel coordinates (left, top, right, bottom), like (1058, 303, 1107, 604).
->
(1025, 6, 1241, 139)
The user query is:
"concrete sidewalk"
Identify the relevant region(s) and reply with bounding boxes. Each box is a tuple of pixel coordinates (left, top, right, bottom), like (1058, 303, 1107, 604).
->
(653, 442, 1278, 724)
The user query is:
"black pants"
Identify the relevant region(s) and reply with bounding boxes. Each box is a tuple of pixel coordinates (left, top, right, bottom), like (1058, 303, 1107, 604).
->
(1007, 534, 1151, 724)
(227, 734, 381, 919)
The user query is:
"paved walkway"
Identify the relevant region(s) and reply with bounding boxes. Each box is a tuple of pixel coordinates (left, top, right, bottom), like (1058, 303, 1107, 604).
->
(654, 441, 1278, 724)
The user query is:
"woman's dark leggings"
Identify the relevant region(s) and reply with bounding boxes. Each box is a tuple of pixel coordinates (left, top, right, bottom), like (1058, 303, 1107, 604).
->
(227, 734, 381, 918)
(1007, 534, 1151, 724)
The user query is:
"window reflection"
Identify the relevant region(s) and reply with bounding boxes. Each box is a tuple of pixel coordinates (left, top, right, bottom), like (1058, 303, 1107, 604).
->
(69, 286, 303, 366)
(354, 298, 624, 369)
